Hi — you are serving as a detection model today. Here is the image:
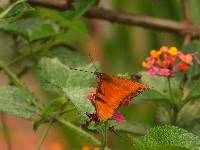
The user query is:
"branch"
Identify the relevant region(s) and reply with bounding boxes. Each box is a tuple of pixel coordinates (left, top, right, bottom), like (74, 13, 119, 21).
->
(182, 0, 192, 46)
(28, 0, 200, 39)
(30, 0, 69, 10)
(85, 7, 200, 39)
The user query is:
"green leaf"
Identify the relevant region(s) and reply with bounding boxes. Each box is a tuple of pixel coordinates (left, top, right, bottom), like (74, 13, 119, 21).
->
(0, 85, 36, 118)
(183, 79, 200, 101)
(68, 19, 89, 35)
(136, 72, 182, 104)
(38, 57, 96, 121)
(130, 125, 200, 150)
(73, 0, 96, 18)
(29, 23, 58, 42)
(49, 46, 87, 67)
(0, 23, 29, 40)
(0, 0, 34, 22)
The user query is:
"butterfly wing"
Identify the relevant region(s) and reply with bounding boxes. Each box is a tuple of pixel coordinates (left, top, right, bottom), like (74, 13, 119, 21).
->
(111, 76, 151, 104)
(94, 74, 150, 122)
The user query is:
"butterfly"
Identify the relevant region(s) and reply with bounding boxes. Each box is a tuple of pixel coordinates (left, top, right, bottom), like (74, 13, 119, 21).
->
(91, 72, 151, 122)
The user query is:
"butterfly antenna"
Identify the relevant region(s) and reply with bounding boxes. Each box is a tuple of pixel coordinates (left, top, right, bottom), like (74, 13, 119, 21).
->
(69, 67, 94, 74)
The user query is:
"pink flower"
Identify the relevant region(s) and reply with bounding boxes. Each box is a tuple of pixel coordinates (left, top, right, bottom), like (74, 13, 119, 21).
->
(112, 112, 126, 123)
(147, 67, 159, 76)
(87, 90, 96, 101)
(87, 94, 95, 101)
(158, 68, 171, 77)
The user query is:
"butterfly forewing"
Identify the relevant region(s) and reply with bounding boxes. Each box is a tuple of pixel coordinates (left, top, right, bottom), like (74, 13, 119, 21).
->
(94, 73, 151, 122)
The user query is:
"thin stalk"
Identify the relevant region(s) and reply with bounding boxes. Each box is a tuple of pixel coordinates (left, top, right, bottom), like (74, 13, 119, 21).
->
(55, 117, 101, 146)
(167, 77, 173, 101)
(37, 121, 53, 150)
(167, 77, 178, 125)
(103, 122, 108, 148)
(0, 114, 12, 150)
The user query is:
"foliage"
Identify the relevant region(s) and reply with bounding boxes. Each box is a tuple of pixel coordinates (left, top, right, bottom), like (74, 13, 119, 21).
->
(0, 85, 36, 118)
(129, 125, 200, 150)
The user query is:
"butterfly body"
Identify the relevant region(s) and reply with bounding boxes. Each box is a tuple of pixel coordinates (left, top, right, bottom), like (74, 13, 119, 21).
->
(93, 72, 151, 122)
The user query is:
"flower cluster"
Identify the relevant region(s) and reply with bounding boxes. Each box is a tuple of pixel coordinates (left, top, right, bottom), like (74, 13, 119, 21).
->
(142, 46, 198, 77)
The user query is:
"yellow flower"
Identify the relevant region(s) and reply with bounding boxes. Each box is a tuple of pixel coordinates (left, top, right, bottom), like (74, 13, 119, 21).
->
(169, 47, 178, 56)
(150, 50, 161, 58)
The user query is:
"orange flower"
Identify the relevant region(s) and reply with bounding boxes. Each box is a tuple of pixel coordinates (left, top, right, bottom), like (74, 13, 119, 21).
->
(81, 146, 100, 150)
(50, 143, 63, 150)
(150, 50, 162, 58)
(160, 46, 168, 52)
(178, 52, 193, 64)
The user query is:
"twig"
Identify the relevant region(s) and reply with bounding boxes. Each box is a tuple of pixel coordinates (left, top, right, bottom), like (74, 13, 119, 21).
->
(37, 121, 53, 150)
(56, 117, 101, 146)
(30, 0, 69, 10)
(182, 0, 192, 46)
(85, 7, 200, 39)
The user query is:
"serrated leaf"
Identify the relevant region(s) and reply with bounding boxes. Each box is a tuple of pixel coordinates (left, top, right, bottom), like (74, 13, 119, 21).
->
(130, 125, 200, 150)
(38, 57, 96, 120)
(29, 23, 57, 41)
(0, 85, 36, 118)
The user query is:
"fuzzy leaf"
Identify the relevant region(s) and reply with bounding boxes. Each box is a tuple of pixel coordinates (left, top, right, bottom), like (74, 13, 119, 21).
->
(136, 72, 181, 104)
(130, 125, 200, 150)
(0, 86, 36, 118)
(38, 57, 96, 120)
(48, 46, 87, 67)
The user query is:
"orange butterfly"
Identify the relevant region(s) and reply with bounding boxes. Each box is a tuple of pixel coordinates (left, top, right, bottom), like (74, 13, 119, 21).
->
(91, 72, 151, 122)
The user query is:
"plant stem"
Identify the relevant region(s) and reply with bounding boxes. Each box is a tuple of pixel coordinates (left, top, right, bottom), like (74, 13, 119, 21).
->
(37, 121, 53, 150)
(167, 77, 178, 125)
(0, 114, 12, 150)
(103, 122, 108, 148)
(167, 77, 173, 101)
(55, 117, 101, 146)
